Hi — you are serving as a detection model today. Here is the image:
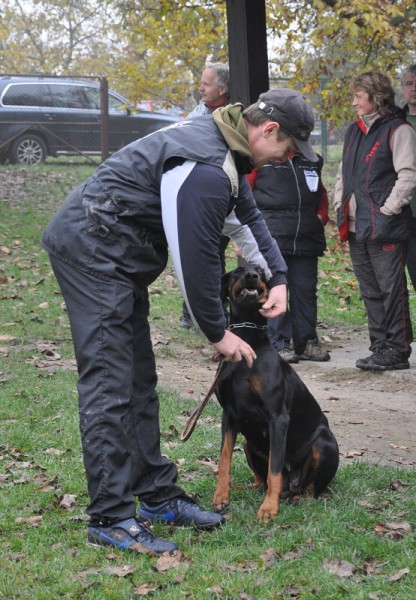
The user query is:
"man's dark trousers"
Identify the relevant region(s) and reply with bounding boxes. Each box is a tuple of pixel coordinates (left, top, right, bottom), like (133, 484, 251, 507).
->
(49, 256, 183, 524)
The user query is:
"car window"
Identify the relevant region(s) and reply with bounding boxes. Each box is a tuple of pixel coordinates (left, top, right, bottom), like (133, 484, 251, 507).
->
(81, 87, 129, 113)
(83, 88, 100, 110)
(2, 83, 42, 106)
(109, 93, 129, 113)
(41, 84, 89, 109)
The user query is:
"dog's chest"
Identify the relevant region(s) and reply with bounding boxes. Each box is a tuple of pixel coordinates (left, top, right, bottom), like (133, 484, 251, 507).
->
(217, 364, 272, 435)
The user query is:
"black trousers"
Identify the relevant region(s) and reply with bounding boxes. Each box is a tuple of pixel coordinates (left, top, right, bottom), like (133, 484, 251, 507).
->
(267, 255, 319, 355)
(348, 235, 413, 356)
(49, 256, 183, 524)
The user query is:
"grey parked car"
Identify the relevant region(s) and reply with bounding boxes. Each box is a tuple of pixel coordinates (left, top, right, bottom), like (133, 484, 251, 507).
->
(0, 76, 180, 166)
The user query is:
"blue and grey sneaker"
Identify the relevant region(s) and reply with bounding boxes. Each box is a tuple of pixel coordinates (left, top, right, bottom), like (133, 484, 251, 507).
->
(139, 495, 225, 530)
(87, 517, 176, 554)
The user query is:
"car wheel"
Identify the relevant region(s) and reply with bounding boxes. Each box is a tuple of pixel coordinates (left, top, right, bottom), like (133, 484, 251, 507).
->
(10, 134, 47, 166)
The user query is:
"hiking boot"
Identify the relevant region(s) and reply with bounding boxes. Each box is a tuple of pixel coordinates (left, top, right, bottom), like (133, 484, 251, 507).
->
(355, 347, 384, 369)
(278, 347, 299, 364)
(179, 314, 193, 329)
(296, 339, 330, 362)
(356, 347, 409, 371)
(87, 517, 177, 554)
(139, 495, 225, 530)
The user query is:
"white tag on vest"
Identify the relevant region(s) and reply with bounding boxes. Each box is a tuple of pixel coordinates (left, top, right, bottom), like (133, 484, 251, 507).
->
(304, 170, 319, 192)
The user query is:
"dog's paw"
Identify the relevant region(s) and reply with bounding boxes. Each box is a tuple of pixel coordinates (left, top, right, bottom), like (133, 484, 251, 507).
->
(257, 501, 279, 522)
(212, 489, 230, 512)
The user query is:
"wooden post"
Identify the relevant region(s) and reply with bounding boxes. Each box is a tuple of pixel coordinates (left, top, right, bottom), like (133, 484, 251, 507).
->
(226, 0, 269, 106)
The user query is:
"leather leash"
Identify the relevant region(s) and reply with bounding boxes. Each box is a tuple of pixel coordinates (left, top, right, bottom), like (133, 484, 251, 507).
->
(180, 359, 225, 442)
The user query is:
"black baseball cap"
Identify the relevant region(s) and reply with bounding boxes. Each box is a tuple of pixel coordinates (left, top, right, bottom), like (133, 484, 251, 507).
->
(257, 89, 318, 162)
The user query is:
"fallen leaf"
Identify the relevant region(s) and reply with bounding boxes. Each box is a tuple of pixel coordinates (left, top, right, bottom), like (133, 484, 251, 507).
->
(103, 565, 135, 577)
(221, 560, 257, 572)
(198, 458, 218, 472)
(343, 450, 364, 458)
(389, 479, 410, 490)
(282, 550, 302, 560)
(75, 568, 100, 582)
(322, 558, 356, 578)
(374, 521, 411, 539)
(44, 448, 67, 455)
(259, 547, 277, 567)
(59, 493, 77, 510)
(357, 500, 391, 510)
(4, 552, 26, 561)
(41, 349, 62, 361)
(383, 521, 411, 532)
(15, 516, 43, 527)
(132, 584, 159, 595)
(361, 559, 383, 576)
(387, 567, 410, 582)
(154, 551, 185, 572)
(210, 585, 224, 595)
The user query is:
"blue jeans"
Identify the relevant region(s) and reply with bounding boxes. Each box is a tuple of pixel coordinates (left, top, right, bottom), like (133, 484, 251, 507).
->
(268, 255, 318, 355)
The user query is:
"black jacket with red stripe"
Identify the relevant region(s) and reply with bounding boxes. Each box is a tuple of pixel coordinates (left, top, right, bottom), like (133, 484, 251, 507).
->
(337, 107, 411, 242)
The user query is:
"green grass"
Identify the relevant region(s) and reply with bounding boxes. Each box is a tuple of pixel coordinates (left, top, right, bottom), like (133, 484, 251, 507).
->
(0, 163, 415, 599)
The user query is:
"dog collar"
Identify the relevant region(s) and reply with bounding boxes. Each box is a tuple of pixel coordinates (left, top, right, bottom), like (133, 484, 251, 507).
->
(228, 322, 267, 331)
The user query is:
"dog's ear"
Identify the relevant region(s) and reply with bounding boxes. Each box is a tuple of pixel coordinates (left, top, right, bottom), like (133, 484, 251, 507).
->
(220, 271, 231, 302)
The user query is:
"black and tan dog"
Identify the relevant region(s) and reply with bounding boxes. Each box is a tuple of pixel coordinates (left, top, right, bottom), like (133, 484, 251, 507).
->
(213, 265, 339, 522)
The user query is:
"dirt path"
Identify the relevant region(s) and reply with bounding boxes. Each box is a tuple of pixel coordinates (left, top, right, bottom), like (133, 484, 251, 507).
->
(154, 326, 416, 468)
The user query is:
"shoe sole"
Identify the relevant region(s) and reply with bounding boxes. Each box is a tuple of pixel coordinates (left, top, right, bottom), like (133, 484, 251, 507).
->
(356, 362, 409, 371)
(87, 529, 176, 554)
(296, 355, 330, 362)
(138, 511, 225, 530)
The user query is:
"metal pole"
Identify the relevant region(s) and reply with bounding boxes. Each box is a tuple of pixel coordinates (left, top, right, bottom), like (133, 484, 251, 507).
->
(100, 77, 109, 162)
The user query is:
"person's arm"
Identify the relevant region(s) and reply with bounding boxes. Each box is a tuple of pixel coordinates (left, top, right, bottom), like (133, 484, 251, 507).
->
(223, 177, 287, 289)
(333, 160, 344, 212)
(380, 123, 416, 215)
(317, 179, 329, 225)
(160, 161, 230, 342)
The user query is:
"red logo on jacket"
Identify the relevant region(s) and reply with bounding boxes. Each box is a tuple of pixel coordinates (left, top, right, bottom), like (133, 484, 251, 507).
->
(366, 141, 380, 163)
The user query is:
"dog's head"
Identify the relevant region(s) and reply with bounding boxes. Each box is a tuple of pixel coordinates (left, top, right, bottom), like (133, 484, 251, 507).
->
(221, 265, 269, 312)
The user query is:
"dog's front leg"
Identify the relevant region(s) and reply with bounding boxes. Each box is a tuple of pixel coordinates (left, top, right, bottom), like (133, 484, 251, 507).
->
(257, 412, 289, 522)
(213, 424, 237, 512)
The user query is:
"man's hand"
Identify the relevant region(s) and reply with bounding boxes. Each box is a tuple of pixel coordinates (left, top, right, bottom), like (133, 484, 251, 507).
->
(259, 284, 287, 319)
(213, 329, 257, 368)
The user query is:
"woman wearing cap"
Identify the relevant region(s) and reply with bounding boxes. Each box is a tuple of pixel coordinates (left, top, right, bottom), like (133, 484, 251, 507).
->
(334, 71, 416, 371)
(41, 89, 316, 554)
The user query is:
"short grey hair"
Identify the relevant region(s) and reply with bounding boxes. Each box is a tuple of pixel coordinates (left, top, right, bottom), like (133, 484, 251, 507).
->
(401, 64, 416, 85)
(206, 62, 229, 93)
